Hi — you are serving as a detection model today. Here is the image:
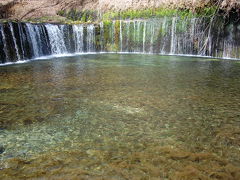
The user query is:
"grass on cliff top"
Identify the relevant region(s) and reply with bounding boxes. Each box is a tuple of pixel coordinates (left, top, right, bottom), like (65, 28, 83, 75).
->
(102, 7, 218, 20)
(22, 16, 96, 25)
(57, 9, 97, 23)
(18, 6, 218, 24)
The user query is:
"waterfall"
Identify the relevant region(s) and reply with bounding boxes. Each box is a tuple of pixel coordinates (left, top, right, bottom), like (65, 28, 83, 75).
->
(126, 22, 130, 52)
(100, 22, 104, 51)
(18, 23, 26, 59)
(143, 21, 146, 53)
(160, 17, 167, 54)
(9, 23, 21, 60)
(222, 41, 238, 59)
(73, 24, 84, 53)
(150, 22, 155, 53)
(170, 17, 176, 54)
(133, 21, 136, 51)
(1, 16, 240, 64)
(120, 21, 123, 52)
(0, 25, 9, 62)
(45, 24, 67, 54)
(26, 23, 41, 57)
(190, 18, 196, 54)
(137, 21, 141, 52)
(86, 25, 95, 52)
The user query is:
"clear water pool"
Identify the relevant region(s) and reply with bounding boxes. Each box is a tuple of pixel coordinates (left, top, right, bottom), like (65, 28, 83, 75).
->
(0, 54, 240, 179)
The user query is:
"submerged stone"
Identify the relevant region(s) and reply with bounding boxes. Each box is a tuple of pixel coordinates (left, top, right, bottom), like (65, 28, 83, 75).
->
(0, 145, 5, 154)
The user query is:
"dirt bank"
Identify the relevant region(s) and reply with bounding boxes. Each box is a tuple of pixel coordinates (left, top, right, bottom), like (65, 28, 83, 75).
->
(0, 0, 239, 21)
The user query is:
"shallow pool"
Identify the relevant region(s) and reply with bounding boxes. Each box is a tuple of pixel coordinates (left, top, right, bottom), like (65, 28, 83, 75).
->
(0, 54, 240, 179)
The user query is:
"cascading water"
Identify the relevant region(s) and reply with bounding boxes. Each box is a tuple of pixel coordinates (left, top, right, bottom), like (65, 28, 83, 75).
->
(1, 16, 240, 64)
(0, 24, 9, 62)
(137, 21, 141, 52)
(17, 23, 26, 59)
(126, 22, 130, 52)
(45, 24, 67, 54)
(102, 17, 240, 58)
(73, 24, 84, 53)
(25, 23, 41, 57)
(170, 17, 176, 54)
(9, 23, 21, 60)
(100, 22, 104, 51)
(120, 21, 123, 52)
(86, 25, 96, 52)
(150, 22, 155, 53)
(142, 21, 146, 53)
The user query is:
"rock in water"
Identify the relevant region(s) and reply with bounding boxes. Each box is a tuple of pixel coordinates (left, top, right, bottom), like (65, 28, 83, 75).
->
(0, 146, 5, 154)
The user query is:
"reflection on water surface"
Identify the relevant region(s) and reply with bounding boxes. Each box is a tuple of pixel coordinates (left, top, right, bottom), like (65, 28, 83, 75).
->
(0, 54, 240, 179)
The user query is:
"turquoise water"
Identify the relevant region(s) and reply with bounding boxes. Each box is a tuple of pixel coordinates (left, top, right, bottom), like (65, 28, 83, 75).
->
(0, 54, 240, 179)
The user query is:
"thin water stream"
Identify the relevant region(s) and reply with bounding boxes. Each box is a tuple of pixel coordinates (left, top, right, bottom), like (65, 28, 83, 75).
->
(1, 16, 240, 64)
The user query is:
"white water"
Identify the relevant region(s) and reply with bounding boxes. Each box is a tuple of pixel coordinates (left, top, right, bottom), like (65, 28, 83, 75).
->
(9, 23, 21, 60)
(26, 23, 40, 57)
(17, 23, 25, 59)
(0, 25, 9, 61)
(73, 24, 84, 52)
(143, 21, 146, 53)
(45, 24, 67, 54)
(100, 22, 104, 51)
(170, 17, 176, 54)
(137, 21, 141, 52)
(1, 18, 240, 64)
(34, 25, 44, 55)
(126, 22, 130, 52)
(160, 17, 167, 54)
(120, 21, 123, 52)
(86, 25, 95, 52)
(150, 22, 155, 53)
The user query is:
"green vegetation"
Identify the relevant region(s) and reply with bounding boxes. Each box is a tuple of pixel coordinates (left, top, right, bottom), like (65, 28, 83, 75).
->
(24, 16, 68, 24)
(55, 6, 219, 24)
(102, 7, 218, 21)
(22, 16, 97, 25)
(57, 9, 97, 23)
(198, 6, 218, 17)
(102, 9, 179, 20)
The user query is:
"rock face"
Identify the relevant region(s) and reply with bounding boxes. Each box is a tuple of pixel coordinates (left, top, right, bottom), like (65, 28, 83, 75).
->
(99, 0, 240, 12)
(0, 0, 17, 19)
(0, 0, 239, 20)
(98, 0, 209, 11)
(0, 0, 99, 20)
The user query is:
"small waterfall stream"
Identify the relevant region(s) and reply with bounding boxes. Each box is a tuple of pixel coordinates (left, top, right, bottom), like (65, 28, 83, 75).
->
(120, 21, 123, 52)
(0, 25, 9, 62)
(9, 23, 21, 60)
(73, 24, 84, 53)
(86, 25, 96, 52)
(26, 23, 41, 57)
(45, 24, 67, 54)
(1, 17, 240, 64)
(18, 23, 26, 59)
(143, 21, 146, 53)
(100, 22, 104, 51)
(170, 17, 176, 54)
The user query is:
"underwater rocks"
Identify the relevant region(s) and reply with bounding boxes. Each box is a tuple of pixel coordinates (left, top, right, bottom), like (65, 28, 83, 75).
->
(0, 145, 5, 154)
(0, 145, 240, 179)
